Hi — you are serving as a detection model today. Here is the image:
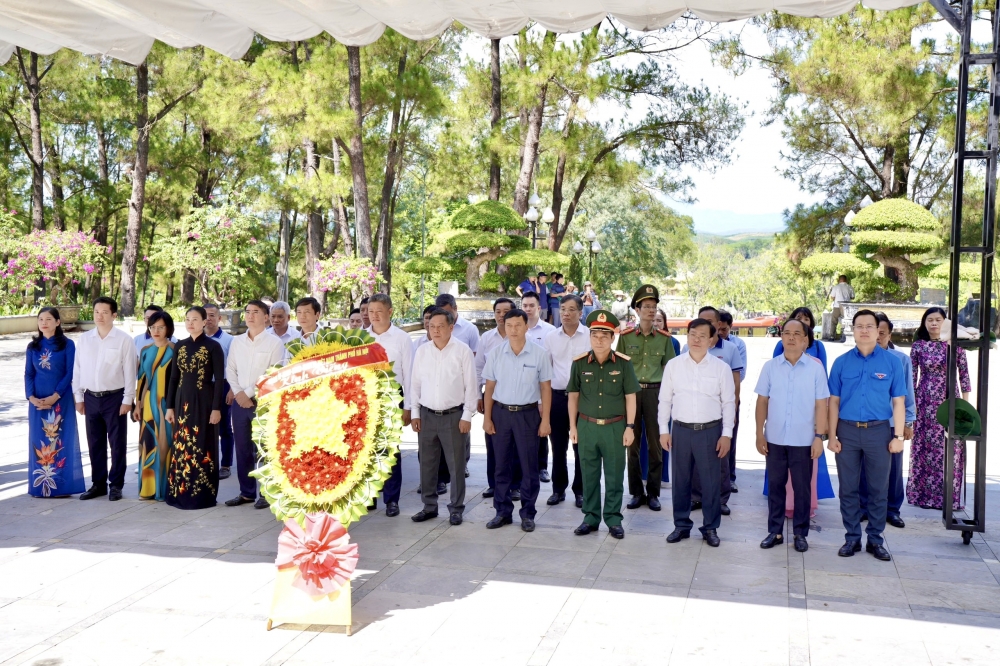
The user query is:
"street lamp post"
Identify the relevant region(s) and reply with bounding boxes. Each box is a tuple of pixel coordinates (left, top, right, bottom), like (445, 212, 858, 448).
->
(574, 232, 602, 280)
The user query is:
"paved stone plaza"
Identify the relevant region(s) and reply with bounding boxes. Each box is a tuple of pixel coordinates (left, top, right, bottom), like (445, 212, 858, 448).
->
(1, 331, 999, 665)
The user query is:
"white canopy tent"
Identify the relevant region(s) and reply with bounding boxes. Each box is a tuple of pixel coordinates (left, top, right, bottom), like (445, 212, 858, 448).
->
(0, 1, 921, 65)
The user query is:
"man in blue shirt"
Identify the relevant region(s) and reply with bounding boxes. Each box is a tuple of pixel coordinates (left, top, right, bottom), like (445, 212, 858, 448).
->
(547, 272, 566, 325)
(828, 309, 907, 562)
(755, 318, 829, 552)
(718, 311, 747, 491)
(536, 272, 549, 323)
(684, 306, 742, 514)
(483, 308, 553, 532)
(858, 313, 917, 529)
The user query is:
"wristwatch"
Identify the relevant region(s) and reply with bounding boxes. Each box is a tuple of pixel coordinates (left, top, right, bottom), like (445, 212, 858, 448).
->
(894, 434, 905, 441)
(625, 423, 636, 430)
(814, 433, 828, 441)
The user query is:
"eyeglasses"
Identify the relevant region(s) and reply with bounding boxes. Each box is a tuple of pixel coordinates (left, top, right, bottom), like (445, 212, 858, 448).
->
(148, 325, 167, 333)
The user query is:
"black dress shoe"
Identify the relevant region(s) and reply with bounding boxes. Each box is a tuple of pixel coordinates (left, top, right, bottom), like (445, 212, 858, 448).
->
(648, 496, 661, 511)
(703, 529, 720, 547)
(436, 483, 448, 496)
(626, 495, 646, 510)
(760, 533, 783, 549)
(465, 470, 470, 478)
(794, 536, 808, 552)
(225, 495, 254, 507)
(887, 515, 906, 529)
(219, 467, 231, 480)
(450, 512, 463, 526)
(730, 483, 739, 493)
(510, 489, 521, 502)
(79, 487, 107, 501)
(690, 500, 702, 511)
(666, 528, 691, 543)
(521, 518, 536, 532)
(367, 499, 377, 511)
(720, 504, 731, 516)
(486, 515, 512, 529)
(254, 497, 270, 510)
(108, 488, 123, 501)
(838, 541, 862, 557)
(546, 493, 565, 506)
(866, 541, 892, 561)
(609, 525, 625, 539)
(385, 501, 400, 517)
(482, 488, 495, 498)
(575, 494, 583, 508)
(539, 470, 551, 483)
(574, 522, 597, 535)
(411, 509, 439, 522)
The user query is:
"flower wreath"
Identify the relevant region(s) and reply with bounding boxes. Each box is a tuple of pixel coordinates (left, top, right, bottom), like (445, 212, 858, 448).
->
(250, 326, 403, 527)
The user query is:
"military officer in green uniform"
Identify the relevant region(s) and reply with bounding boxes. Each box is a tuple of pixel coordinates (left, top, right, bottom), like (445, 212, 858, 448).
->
(616, 284, 675, 511)
(568, 309, 640, 539)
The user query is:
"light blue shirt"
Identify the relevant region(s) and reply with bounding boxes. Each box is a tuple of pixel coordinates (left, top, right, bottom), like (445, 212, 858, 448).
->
(755, 352, 830, 447)
(482, 339, 553, 405)
(887, 346, 916, 422)
(725, 333, 747, 381)
(210, 328, 234, 363)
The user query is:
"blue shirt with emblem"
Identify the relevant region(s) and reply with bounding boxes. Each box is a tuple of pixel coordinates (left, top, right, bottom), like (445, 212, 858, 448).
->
(755, 352, 830, 446)
(483, 339, 553, 405)
(828, 345, 907, 422)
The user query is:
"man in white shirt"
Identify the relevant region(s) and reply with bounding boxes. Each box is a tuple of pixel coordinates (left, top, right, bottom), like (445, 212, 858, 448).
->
(224, 300, 287, 510)
(133, 304, 176, 357)
(73, 296, 137, 501)
(359, 297, 371, 329)
(476, 298, 521, 500)
(409, 307, 479, 525)
(521, 290, 556, 482)
(268, 301, 301, 344)
(830, 274, 854, 341)
(294, 297, 323, 345)
(366, 293, 413, 517)
(717, 311, 747, 493)
(204, 304, 236, 480)
(659, 317, 736, 548)
(542, 294, 590, 507)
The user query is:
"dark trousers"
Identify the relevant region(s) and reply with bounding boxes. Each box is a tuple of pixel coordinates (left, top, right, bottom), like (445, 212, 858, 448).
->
(549, 390, 572, 494)
(729, 402, 740, 482)
(382, 396, 406, 504)
(835, 422, 891, 546)
(571, 444, 583, 496)
(219, 382, 234, 468)
(860, 451, 904, 519)
(486, 431, 521, 492)
(765, 444, 812, 536)
(627, 387, 662, 498)
(493, 408, 541, 520)
(231, 402, 259, 499)
(538, 436, 549, 472)
(691, 442, 732, 505)
(418, 409, 466, 513)
(672, 423, 722, 534)
(83, 389, 128, 491)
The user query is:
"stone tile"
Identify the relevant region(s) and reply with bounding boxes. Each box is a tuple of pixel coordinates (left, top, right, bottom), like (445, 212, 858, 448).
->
(892, 553, 998, 585)
(495, 545, 595, 578)
(597, 552, 697, 587)
(901, 577, 1000, 613)
(375, 563, 490, 598)
(805, 569, 909, 608)
(690, 561, 788, 596)
(408, 536, 511, 570)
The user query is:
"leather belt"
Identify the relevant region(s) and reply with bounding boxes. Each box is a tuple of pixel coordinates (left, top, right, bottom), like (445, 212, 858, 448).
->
(579, 414, 624, 426)
(495, 402, 538, 412)
(842, 420, 889, 429)
(552, 389, 567, 395)
(85, 388, 124, 398)
(674, 419, 722, 431)
(639, 382, 661, 389)
(422, 405, 462, 416)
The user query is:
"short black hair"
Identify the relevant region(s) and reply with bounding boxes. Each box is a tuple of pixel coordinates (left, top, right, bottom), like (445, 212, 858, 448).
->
(94, 296, 118, 314)
(688, 317, 716, 338)
(537, 272, 547, 278)
(697, 305, 719, 318)
(294, 297, 321, 315)
(186, 305, 207, 320)
(349, 308, 361, 316)
(247, 299, 270, 315)
(789, 307, 816, 329)
(434, 293, 458, 309)
(520, 290, 540, 305)
(875, 311, 894, 332)
(560, 294, 583, 310)
(202, 303, 220, 312)
(147, 311, 175, 339)
(143, 304, 163, 314)
(422, 304, 436, 316)
(428, 306, 455, 325)
(852, 308, 879, 327)
(493, 297, 515, 311)
(780, 317, 814, 348)
(718, 311, 734, 326)
(504, 308, 528, 324)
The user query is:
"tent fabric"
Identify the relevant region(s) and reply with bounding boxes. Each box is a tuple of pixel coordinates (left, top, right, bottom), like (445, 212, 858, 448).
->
(0, 1, 922, 65)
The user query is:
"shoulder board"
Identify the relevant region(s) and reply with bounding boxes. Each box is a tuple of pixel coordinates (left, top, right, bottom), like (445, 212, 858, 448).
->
(656, 329, 670, 336)
(615, 351, 631, 361)
(621, 327, 636, 335)
(573, 352, 590, 361)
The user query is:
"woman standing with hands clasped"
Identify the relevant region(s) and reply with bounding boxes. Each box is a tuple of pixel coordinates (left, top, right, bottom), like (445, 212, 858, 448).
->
(165, 307, 226, 510)
(134, 311, 176, 501)
(25, 307, 85, 497)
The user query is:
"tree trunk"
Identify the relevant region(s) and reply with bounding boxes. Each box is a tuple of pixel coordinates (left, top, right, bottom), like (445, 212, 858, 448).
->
(488, 38, 502, 201)
(277, 209, 291, 302)
(16, 50, 45, 230)
(184, 125, 212, 305)
(346, 45, 374, 261)
(375, 47, 408, 294)
(891, 133, 910, 199)
(331, 139, 352, 256)
(549, 96, 579, 250)
(466, 248, 505, 295)
(92, 122, 111, 299)
(119, 61, 150, 318)
(876, 253, 920, 301)
(880, 144, 895, 200)
(512, 31, 556, 215)
(303, 138, 325, 296)
(45, 139, 65, 231)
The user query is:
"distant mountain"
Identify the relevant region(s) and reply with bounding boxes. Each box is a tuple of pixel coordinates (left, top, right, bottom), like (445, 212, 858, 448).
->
(696, 231, 777, 243)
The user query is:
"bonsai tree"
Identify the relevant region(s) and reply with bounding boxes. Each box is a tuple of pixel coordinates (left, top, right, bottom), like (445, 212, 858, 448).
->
(445, 200, 529, 294)
(800, 198, 942, 301)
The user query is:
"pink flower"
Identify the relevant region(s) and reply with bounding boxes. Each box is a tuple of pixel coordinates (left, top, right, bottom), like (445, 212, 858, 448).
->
(83, 264, 95, 274)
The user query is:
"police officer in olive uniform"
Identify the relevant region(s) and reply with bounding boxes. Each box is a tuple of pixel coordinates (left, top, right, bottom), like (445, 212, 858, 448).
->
(568, 310, 640, 539)
(616, 284, 675, 511)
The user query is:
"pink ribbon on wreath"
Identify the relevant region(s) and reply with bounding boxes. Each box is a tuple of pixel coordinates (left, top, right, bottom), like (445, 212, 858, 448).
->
(276, 513, 359, 596)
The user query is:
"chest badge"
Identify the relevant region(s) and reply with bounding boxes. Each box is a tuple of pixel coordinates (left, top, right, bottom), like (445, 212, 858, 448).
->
(874, 373, 886, 379)
(609, 370, 621, 375)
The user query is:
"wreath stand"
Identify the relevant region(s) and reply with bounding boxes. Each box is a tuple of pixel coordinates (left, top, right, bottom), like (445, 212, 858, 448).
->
(266, 567, 353, 635)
